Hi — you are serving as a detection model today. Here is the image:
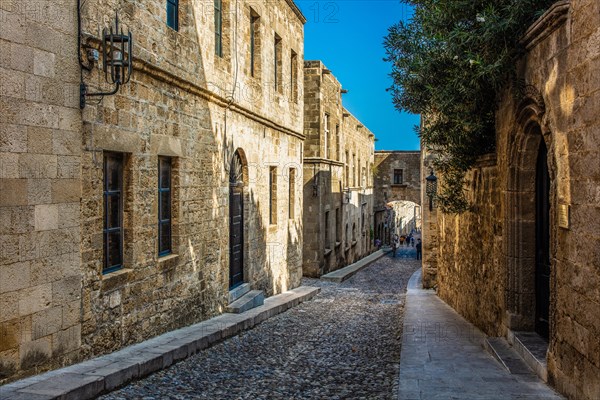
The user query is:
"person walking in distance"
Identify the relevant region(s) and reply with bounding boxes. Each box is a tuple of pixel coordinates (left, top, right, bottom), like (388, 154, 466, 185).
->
(416, 238, 422, 260)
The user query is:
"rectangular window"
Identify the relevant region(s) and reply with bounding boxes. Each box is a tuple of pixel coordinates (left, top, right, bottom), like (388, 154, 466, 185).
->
(158, 157, 172, 256)
(288, 168, 295, 219)
(358, 158, 362, 187)
(335, 124, 340, 161)
(345, 150, 349, 188)
(214, 0, 223, 57)
(394, 169, 403, 185)
(274, 34, 282, 93)
(269, 166, 277, 225)
(103, 153, 124, 274)
(324, 113, 330, 159)
(250, 12, 260, 77)
(361, 204, 366, 231)
(290, 50, 298, 102)
(352, 154, 356, 187)
(335, 208, 340, 242)
(167, 0, 179, 31)
(362, 166, 366, 188)
(325, 211, 330, 249)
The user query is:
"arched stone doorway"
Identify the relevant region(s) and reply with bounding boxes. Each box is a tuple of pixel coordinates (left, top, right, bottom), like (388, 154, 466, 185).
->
(229, 150, 247, 289)
(505, 88, 553, 340)
(535, 138, 551, 338)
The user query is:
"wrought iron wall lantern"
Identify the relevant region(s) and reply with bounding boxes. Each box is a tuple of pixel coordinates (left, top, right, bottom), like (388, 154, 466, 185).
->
(425, 171, 438, 211)
(79, 12, 133, 109)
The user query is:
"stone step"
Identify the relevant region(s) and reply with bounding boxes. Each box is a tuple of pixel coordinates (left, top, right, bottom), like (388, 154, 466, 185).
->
(484, 337, 532, 375)
(228, 283, 251, 303)
(226, 290, 264, 314)
(508, 330, 549, 382)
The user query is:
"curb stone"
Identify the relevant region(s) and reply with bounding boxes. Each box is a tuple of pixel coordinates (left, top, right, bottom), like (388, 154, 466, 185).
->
(321, 248, 392, 283)
(0, 286, 320, 400)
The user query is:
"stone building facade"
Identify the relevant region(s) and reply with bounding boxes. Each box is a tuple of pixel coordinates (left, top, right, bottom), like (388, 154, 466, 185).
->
(373, 151, 421, 244)
(302, 61, 375, 277)
(0, 0, 306, 383)
(421, 1, 600, 399)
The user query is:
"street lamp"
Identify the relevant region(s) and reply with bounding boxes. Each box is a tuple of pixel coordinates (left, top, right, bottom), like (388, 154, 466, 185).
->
(426, 171, 438, 211)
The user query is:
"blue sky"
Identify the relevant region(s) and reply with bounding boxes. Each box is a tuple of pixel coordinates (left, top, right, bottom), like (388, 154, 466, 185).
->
(295, 0, 421, 151)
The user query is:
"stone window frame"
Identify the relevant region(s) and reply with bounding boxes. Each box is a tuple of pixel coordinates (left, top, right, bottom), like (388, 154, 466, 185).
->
(213, 0, 231, 70)
(361, 204, 365, 232)
(335, 124, 340, 161)
(324, 211, 330, 250)
(345, 222, 349, 249)
(214, 0, 224, 57)
(249, 7, 261, 79)
(354, 154, 363, 187)
(288, 168, 296, 220)
(324, 113, 330, 159)
(274, 33, 283, 94)
(290, 50, 298, 103)
(393, 169, 404, 185)
(269, 166, 278, 225)
(344, 150, 350, 188)
(335, 208, 341, 245)
(352, 153, 356, 187)
(103, 152, 125, 274)
(158, 157, 172, 257)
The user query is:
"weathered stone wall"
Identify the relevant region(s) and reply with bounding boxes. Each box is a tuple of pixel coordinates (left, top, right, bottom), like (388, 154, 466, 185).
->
(78, 0, 305, 365)
(0, 0, 83, 382)
(302, 61, 345, 276)
(374, 151, 421, 209)
(504, 2, 600, 397)
(0, 0, 305, 383)
(341, 109, 375, 265)
(425, 1, 600, 398)
(301, 61, 375, 276)
(434, 155, 505, 335)
(373, 151, 422, 246)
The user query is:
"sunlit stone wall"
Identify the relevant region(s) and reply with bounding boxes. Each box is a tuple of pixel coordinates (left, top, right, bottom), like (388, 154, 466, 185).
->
(0, 0, 306, 383)
(428, 2, 600, 399)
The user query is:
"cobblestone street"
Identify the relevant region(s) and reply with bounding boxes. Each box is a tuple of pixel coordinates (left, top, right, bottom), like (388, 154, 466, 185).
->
(100, 251, 420, 400)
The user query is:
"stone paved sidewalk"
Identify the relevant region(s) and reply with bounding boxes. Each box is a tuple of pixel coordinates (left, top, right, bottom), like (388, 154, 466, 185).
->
(100, 254, 421, 400)
(398, 270, 564, 400)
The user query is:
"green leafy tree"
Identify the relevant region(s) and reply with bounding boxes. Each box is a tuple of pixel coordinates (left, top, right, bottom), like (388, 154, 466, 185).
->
(384, 0, 554, 213)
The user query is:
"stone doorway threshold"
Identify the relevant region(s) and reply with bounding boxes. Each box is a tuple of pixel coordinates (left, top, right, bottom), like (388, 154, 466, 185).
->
(508, 330, 550, 382)
(487, 330, 549, 383)
(486, 331, 549, 383)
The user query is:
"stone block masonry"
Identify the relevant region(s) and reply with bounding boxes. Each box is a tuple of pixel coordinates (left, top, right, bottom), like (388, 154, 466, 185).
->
(0, 0, 83, 383)
(0, 0, 306, 383)
(302, 61, 376, 277)
(373, 151, 422, 246)
(374, 151, 421, 208)
(420, 2, 600, 399)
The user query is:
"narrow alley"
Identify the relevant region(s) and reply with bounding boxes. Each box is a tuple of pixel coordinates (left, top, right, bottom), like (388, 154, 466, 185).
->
(99, 254, 420, 400)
